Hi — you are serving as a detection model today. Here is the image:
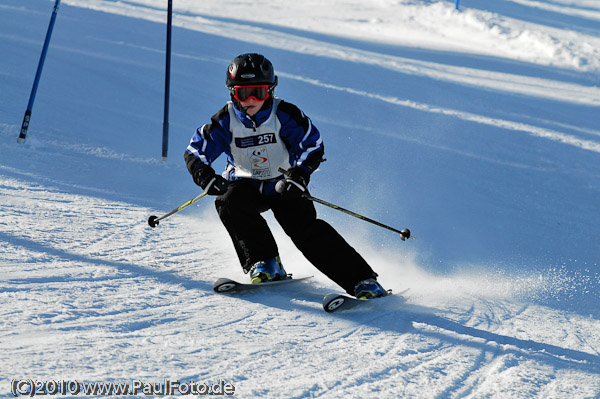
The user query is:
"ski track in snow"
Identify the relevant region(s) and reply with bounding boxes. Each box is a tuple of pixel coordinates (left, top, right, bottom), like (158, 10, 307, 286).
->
(63, 0, 600, 73)
(1, 174, 600, 397)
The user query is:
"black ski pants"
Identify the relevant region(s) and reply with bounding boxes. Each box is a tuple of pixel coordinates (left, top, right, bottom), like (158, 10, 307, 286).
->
(215, 179, 377, 295)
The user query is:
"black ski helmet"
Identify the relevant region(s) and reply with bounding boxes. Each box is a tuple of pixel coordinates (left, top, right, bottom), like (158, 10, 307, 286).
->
(226, 53, 278, 90)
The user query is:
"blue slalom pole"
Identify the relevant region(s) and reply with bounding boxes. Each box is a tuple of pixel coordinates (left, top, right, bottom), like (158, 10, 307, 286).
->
(455, 0, 460, 10)
(18, 0, 61, 144)
(161, 0, 172, 161)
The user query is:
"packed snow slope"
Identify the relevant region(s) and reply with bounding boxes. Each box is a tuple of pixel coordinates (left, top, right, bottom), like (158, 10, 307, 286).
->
(1, 0, 599, 398)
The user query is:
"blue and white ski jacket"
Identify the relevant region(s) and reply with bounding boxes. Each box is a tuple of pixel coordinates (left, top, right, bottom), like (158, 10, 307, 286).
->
(185, 98, 324, 195)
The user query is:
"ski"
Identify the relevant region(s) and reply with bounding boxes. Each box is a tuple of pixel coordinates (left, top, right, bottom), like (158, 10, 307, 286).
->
(213, 275, 313, 293)
(322, 288, 410, 313)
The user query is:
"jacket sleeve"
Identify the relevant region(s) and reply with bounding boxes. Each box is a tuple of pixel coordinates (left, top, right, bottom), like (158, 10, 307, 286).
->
(184, 105, 231, 175)
(277, 100, 325, 174)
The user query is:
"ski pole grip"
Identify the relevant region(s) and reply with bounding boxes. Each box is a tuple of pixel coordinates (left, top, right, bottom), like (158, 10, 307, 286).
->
(278, 167, 290, 176)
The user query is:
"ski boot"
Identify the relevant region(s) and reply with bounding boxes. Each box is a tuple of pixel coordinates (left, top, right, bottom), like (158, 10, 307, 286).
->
(354, 278, 387, 299)
(249, 256, 287, 284)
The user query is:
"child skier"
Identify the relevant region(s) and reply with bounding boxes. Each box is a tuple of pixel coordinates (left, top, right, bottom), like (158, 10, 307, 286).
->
(184, 53, 386, 299)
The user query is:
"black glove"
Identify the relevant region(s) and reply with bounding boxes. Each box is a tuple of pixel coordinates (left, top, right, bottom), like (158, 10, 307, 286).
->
(275, 166, 309, 199)
(192, 164, 229, 196)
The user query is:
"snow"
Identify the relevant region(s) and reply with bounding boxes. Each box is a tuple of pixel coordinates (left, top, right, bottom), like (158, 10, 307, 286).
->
(1, 0, 599, 397)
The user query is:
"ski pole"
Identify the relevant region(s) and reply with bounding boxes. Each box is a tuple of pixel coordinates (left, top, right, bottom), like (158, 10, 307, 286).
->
(306, 195, 413, 240)
(148, 191, 208, 227)
(277, 168, 413, 241)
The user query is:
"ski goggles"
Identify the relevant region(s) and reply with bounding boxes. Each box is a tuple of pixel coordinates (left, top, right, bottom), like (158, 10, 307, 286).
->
(232, 85, 270, 102)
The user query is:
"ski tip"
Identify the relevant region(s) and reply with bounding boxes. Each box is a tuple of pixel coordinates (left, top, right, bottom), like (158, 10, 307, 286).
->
(213, 278, 238, 293)
(323, 294, 347, 313)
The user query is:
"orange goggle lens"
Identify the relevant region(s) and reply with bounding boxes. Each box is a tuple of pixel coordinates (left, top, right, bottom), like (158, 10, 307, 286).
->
(233, 85, 270, 102)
